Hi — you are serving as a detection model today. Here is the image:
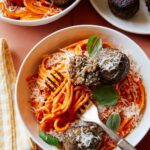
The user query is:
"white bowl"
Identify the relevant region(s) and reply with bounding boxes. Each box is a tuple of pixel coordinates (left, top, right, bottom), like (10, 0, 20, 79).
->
(0, 0, 80, 26)
(16, 25, 150, 150)
(90, 0, 150, 34)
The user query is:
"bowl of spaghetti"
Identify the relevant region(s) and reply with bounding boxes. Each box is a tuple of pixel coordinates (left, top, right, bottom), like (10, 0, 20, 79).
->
(0, 0, 80, 26)
(16, 25, 150, 150)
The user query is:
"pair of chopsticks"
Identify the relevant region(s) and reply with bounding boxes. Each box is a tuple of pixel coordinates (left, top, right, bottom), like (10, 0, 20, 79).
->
(0, 38, 37, 150)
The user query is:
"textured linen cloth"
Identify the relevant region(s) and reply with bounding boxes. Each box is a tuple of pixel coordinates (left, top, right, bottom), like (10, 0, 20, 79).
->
(0, 38, 37, 150)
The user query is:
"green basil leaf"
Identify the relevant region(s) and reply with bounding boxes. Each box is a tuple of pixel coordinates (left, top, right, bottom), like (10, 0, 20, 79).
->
(39, 131, 60, 147)
(87, 36, 102, 57)
(106, 113, 121, 132)
(92, 85, 119, 106)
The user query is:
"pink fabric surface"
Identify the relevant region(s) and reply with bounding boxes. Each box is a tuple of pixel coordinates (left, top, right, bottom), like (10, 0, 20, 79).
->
(0, 0, 149, 149)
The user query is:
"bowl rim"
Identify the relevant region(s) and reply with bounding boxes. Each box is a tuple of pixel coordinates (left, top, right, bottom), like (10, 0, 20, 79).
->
(0, 0, 80, 24)
(15, 25, 150, 149)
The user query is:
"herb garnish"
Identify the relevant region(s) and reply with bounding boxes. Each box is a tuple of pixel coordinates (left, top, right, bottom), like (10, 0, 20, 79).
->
(87, 36, 102, 57)
(39, 131, 60, 147)
(106, 113, 121, 132)
(92, 85, 119, 106)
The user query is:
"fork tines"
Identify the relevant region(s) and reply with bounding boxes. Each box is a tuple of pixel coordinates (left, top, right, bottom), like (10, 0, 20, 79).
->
(45, 70, 64, 92)
(77, 100, 93, 118)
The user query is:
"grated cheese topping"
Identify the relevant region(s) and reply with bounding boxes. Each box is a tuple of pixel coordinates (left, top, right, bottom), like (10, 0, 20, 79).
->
(123, 102, 140, 118)
(76, 127, 100, 149)
(31, 86, 45, 104)
(98, 48, 122, 73)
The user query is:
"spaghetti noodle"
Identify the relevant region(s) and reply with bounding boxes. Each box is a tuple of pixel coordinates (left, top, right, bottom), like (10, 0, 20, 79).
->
(28, 41, 93, 132)
(99, 70, 146, 150)
(0, 0, 63, 20)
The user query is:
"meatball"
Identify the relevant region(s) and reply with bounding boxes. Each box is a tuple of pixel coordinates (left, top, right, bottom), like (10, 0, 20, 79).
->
(108, 0, 140, 19)
(68, 55, 101, 86)
(67, 48, 130, 86)
(51, 0, 74, 6)
(145, 0, 150, 11)
(98, 48, 130, 84)
(64, 121, 103, 150)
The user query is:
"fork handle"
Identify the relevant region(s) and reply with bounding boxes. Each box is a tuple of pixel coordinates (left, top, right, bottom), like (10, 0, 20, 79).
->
(118, 139, 137, 150)
(95, 119, 136, 150)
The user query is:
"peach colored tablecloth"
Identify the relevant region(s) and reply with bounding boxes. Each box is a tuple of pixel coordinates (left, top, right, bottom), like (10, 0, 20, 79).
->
(0, 0, 149, 150)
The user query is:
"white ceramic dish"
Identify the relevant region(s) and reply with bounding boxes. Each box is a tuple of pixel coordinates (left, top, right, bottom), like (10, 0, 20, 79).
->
(16, 25, 150, 150)
(90, 0, 150, 34)
(0, 0, 80, 26)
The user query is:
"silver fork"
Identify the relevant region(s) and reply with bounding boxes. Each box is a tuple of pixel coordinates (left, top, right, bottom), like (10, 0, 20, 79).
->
(78, 102, 136, 150)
